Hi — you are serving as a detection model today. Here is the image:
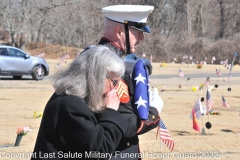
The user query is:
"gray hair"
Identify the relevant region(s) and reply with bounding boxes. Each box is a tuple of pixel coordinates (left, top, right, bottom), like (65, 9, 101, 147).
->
(52, 45, 125, 112)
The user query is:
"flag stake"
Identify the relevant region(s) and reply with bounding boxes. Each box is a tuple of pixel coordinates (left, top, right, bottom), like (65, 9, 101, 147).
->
(202, 127, 206, 135)
(160, 135, 162, 160)
(201, 116, 206, 135)
(207, 114, 209, 135)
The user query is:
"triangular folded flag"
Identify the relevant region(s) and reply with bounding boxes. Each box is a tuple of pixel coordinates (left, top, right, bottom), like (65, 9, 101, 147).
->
(132, 60, 149, 120)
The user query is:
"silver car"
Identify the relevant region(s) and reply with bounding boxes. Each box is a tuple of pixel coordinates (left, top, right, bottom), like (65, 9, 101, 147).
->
(0, 45, 49, 80)
(124, 53, 152, 75)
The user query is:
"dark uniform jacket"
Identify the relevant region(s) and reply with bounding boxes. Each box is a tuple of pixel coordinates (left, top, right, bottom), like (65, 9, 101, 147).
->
(31, 93, 127, 160)
(98, 37, 160, 160)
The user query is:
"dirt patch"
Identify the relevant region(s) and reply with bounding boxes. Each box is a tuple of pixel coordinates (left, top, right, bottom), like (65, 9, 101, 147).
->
(25, 42, 83, 59)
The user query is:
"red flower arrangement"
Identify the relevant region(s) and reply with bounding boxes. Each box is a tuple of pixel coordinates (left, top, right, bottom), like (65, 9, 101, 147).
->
(196, 64, 202, 69)
(17, 126, 31, 136)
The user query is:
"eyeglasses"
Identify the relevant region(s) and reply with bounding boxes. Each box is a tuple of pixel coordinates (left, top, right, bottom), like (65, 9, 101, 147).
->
(106, 76, 119, 87)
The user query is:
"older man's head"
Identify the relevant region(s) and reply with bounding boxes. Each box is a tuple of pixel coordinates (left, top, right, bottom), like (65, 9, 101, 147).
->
(102, 5, 154, 54)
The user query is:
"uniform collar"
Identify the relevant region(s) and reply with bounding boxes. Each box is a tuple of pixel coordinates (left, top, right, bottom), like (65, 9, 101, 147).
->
(98, 37, 125, 56)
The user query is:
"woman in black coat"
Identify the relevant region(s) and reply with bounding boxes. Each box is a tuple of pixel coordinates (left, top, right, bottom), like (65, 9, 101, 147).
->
(32, 45, 128, 160)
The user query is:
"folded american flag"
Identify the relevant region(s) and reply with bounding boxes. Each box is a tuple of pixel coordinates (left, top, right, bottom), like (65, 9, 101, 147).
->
(132, 60, 149, 120)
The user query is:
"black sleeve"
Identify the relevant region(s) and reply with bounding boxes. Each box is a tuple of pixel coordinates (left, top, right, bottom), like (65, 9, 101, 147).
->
(58, 96, 128, 153)
(136, 107, 160, 135)
(118, 101, 138, 138)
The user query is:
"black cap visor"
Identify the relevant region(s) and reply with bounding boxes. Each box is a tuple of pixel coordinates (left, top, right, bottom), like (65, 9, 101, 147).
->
(128, 21, 151, 33)
(106, 18, 151, 33)
(131, 25, 151, 33)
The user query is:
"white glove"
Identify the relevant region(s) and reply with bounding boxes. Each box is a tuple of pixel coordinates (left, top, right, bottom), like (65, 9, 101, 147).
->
(149, 88, 164, 114)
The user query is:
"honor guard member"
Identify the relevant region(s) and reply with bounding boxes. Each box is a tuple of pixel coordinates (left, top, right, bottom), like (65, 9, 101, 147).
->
(98, 5, 162, 159)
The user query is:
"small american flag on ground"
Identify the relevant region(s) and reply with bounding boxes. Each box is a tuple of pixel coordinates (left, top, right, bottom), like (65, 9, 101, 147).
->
(157, 119, 174, 152)
(65, 53, 70, 59)
(215, 68, 221, 77)
(206, 90, 214, 112)
(56, 62, 61, 68)
(222, 96, 230, 109)
(212, 56, 216, 61)
(205, 77, 210, 87)
(228, 73, 231, 82)
(224, 59, 228, 67)
(227, 64, 231, 70)
(178, 69, 184, 78)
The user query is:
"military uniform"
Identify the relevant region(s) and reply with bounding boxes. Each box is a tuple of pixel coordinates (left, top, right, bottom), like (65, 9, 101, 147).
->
(98, 37, 160, 160)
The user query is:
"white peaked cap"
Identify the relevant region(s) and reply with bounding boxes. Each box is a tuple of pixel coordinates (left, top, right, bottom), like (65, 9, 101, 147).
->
(102, 5, 154, 24)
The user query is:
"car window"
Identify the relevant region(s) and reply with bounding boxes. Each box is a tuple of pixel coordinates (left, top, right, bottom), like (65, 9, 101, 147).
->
(9, 48, 26, 57)
(0, 48, 9, 56)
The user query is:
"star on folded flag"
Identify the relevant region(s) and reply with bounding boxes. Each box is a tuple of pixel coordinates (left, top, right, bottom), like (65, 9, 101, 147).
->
(135, 96, 148, 109)
(134, 73, 146, 85)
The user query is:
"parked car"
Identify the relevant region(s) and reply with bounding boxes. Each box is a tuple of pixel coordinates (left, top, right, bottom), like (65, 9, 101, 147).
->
(0, 45, 49, 80)
(124, 53, 152, 75)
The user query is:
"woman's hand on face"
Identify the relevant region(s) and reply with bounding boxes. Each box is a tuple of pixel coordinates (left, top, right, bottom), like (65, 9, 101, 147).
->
(105, 89, 120, 111)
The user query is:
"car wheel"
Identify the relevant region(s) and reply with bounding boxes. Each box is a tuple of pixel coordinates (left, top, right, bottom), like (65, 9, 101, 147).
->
(32, 65, 45, 80)
(13, 76, 22, 79)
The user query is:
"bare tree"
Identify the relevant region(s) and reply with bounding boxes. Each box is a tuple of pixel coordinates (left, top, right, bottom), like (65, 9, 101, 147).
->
(0, 0, 36, 49)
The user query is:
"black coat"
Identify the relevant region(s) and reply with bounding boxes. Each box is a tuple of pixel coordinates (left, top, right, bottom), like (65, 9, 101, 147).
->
(98, 38, 160, 160)
(32, 93, 127, 160)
